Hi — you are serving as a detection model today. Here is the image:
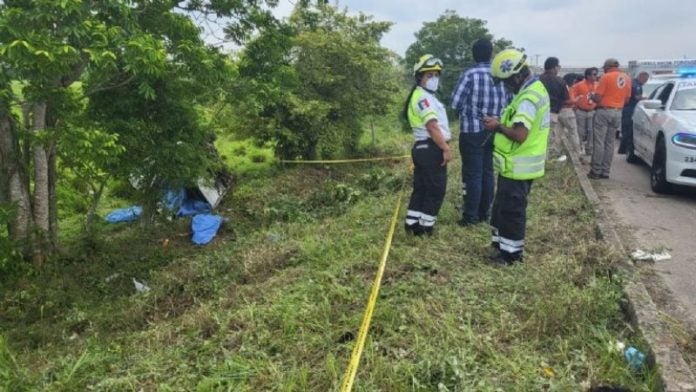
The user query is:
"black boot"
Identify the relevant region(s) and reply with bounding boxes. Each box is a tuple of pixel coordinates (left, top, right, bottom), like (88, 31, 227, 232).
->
(405, 223, 424, 236)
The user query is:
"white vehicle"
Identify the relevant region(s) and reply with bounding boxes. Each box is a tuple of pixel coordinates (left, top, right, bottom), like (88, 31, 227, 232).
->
(630, 73, 696, 193)
(628, 59, 696, 97)
(642, 74, 678, 98)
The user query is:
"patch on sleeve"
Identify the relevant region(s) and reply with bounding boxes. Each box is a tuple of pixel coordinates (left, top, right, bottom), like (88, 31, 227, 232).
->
(417, 98, 430, 110)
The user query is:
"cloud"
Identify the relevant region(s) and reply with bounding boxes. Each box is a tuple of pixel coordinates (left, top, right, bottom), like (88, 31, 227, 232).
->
(278, 0, 696, 67)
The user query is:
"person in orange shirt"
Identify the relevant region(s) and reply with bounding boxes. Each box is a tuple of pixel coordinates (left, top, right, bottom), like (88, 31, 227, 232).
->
(571, 67, 598, 155)
(559, 73, 581, 153)
(588, 59, 631, 179)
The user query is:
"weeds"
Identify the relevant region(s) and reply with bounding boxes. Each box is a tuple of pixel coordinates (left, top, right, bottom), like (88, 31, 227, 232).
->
(0, 335, 25, 391)
(0, 136, 661, 390)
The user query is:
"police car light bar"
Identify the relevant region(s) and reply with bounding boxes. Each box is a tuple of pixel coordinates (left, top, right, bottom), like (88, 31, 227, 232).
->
(677, 67, 696, 78)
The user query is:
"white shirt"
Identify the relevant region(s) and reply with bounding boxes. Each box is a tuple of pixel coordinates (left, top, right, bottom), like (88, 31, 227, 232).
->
(410, 87, 451, 142)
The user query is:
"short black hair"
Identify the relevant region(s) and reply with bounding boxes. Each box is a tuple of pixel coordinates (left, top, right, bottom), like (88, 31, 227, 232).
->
(562, 73, 576, 86)
(472, 38, 493, 63)
(544, 57, 560, 70)
(584, 67, 598, 77)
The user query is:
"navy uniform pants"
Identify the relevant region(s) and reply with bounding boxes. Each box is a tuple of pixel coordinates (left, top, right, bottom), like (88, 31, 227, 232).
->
(405, 139, 447, 235)
(490, 176, 533, 261)
(617, 109, 634, 154)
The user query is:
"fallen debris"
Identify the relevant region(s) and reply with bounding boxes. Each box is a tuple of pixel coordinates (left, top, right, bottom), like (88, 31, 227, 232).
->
(191, 214, 224, 245)
(608, 340, 626, 353)
(105, 273, 120, 283)
(630, 249, 671, 262)
(624, 346, 646, 371)
(105, 206, 142, 223)
(132, 278, 151, 293)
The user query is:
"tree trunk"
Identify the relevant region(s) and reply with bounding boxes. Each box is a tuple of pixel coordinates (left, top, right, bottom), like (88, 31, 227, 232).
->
(85, 182, 105, 234)
(31, 102, 50, 266)
(21, 103, 32, 172)
(45, 103, 60, 250)
(0, 111, 33, 258)
(48, 143, 58, 251)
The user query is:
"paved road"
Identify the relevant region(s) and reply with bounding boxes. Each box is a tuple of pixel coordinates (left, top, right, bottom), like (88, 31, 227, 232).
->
(582, 149, 696, 317)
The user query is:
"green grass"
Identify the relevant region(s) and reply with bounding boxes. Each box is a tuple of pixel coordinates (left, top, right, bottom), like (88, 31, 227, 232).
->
(0, 130, 660, 391)
(215, 136, 275, 178)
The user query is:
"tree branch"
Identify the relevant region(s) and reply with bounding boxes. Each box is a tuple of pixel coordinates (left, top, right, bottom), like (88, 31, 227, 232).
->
(60, 60, 88, 88)
(84, 75, 137, 96)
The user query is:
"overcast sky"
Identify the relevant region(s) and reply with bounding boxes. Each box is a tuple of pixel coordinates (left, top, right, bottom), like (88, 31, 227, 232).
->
(270, 0, 696, 68)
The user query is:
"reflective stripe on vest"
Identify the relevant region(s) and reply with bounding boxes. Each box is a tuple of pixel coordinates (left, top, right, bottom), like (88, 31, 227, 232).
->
(511, 153, 546, 175)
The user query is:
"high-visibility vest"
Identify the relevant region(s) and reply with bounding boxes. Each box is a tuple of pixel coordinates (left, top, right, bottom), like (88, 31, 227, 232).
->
(407, 87, 451, 142)
(493, 80, 550, 180)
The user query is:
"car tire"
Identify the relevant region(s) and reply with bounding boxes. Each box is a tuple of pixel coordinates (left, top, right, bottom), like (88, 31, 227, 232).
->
(650, 136, 672, 194)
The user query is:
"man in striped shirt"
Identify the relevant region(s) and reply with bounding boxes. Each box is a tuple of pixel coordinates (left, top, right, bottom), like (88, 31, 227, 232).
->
(451, 38, 508, 226)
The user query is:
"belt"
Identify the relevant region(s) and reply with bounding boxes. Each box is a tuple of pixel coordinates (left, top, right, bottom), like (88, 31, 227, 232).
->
(415, 138, 437, 145)
(415, 138, 450, 145)
(597, 106, 621, 110)
(576, 108, 594, 112)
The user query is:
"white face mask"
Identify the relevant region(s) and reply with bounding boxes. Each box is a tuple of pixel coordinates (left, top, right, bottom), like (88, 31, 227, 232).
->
(425, 76, 439, 91)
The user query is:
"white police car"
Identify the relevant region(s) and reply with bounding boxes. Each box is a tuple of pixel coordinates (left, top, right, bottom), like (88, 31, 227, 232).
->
(642, 74, 677, 98)
(630, 70, 696, 193)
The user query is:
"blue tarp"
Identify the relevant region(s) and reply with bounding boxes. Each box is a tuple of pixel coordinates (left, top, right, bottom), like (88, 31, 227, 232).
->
(106, 189, 223, 245)
(191, 214, 223, 245)
(163, 189, 186, 212)
(177, 199, 212, 217)
(105, 206, 142, 223)
(163, 188, 212, 217)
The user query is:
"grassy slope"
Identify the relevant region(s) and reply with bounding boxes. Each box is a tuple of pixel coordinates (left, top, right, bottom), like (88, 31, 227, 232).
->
(0, 127, 659, 391)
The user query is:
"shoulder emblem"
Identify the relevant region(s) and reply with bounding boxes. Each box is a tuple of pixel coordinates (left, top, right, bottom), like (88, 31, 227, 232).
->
(617, 75, 626, 89)
(417, 98, 430, 110)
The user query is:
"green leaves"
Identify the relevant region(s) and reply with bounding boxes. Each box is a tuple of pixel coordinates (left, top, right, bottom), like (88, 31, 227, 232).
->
(8, 39, 32, 50)
(233, 4, 401, 159)
(0, 0, 251, 239)
(137, 82, 156, 101)
(124, 35, 167, 78)
(405, 10, 513, 105)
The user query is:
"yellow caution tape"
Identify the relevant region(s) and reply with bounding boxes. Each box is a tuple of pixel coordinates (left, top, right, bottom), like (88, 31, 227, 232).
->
(280, 155, 409, 164)
(340, 169, 407, 392)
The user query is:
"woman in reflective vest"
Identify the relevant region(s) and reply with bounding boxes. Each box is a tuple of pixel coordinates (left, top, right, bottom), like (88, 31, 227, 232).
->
(482, 49, 551, 264)
(403, 54, 452, 235)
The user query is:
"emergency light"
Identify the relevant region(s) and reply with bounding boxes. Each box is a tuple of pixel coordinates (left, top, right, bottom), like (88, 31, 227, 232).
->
(677, 67, 696, 78)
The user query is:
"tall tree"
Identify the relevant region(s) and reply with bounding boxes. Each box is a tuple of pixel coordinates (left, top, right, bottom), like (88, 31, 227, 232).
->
(232, 4, 401, 159)
(405, 10, 513, 107)
(0, 70, 32, 260)
(0, 0, 277, 266)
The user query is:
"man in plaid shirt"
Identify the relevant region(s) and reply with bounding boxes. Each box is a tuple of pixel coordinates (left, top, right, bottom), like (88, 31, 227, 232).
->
(451, 38, 508, 226)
